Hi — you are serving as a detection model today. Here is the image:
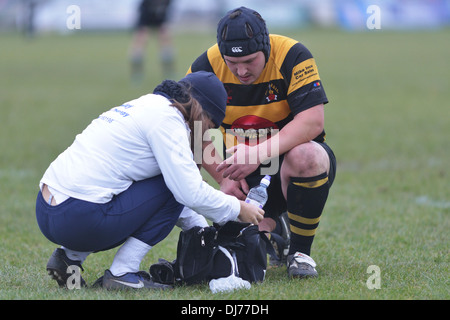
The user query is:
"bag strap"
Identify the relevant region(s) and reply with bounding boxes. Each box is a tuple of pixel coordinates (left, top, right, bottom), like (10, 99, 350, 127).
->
(260, 230, 281, 261)
(218, 221, 281, 262)
(217, 245, 239, 276)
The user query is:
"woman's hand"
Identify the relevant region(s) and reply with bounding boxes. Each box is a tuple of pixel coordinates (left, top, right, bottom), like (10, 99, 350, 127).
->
(237, 200, 265, 225)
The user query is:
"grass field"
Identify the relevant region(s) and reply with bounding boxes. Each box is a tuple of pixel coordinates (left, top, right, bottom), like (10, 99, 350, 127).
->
(0, 28, 448, 301)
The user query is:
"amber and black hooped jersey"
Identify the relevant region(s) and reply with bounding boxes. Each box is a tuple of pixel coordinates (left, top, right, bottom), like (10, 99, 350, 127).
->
(187, 34, 329, 148)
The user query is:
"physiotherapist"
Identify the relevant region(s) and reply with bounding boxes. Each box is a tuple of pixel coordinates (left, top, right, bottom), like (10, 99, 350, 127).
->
(35, 71, 264, 290)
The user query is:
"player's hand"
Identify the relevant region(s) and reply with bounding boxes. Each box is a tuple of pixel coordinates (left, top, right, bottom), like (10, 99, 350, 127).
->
(216, 144, 260, 181)
(238, 200, 264, 225)
(219, 178, 249, 200)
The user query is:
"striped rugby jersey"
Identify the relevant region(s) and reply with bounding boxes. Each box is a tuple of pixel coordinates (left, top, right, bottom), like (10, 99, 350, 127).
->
(188, 34, 329, 148)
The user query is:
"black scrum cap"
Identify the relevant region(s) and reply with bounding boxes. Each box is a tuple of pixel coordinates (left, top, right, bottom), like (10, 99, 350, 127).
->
(217, 7, 271, 63)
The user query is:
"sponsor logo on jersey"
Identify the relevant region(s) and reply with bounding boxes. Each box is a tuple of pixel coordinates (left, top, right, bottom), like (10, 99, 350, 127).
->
(231, 115, 279, 145)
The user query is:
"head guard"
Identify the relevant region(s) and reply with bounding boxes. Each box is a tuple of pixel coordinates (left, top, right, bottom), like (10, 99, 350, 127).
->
(217, 7, 271, 63)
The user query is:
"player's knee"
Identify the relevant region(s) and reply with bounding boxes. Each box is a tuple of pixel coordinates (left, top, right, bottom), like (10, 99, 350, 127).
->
(284, 142, 329, 177)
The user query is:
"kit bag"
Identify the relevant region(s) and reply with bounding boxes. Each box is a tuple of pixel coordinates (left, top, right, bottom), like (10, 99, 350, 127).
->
(149, 221, 278, 285)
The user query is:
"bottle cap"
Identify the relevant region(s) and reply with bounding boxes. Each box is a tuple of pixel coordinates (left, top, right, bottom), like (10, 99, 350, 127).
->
(261, 175, 271, 186)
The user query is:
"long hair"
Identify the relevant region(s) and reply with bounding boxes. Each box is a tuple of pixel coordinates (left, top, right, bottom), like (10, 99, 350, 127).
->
(153, 80, 214, 156)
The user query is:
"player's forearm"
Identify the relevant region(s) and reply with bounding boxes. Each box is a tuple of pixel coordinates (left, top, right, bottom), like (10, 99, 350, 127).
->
(257, 104, 324, 162)
(202, 160, 223, 184)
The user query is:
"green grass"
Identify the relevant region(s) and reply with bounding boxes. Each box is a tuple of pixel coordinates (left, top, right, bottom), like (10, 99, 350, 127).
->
(0, 28, 448, 301)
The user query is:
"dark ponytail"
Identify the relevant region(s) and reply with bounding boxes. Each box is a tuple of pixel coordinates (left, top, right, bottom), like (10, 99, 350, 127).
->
(153, 80, 191, 104)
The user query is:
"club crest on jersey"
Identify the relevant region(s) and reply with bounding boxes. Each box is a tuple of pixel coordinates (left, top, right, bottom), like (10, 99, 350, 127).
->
(265, 83, 279, 102)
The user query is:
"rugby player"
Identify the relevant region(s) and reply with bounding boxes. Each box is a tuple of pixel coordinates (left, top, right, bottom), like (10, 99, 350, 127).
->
(187, 7, 337, 278)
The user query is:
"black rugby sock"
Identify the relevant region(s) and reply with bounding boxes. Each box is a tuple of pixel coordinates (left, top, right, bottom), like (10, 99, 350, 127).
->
(287, 172, 329, 256)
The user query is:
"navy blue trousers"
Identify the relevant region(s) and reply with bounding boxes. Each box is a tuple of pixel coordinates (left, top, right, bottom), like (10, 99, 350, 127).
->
(36, 175, 184, 252)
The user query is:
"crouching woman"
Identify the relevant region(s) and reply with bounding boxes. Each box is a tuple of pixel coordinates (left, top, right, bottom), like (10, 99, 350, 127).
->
(36, 71, 264, 290)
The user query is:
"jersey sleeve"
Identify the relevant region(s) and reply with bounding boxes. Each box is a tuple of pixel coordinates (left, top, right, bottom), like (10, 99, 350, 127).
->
(281, 42, 328, 115)
(188, 50, 214, 74)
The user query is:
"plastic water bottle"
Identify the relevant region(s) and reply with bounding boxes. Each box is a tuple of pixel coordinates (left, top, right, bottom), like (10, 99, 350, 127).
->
(245, 175, 271, 208)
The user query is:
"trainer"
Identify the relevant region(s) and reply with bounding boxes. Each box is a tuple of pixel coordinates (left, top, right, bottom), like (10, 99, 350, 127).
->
(187, 7, 337, 278)
(35, 71, 264, 290)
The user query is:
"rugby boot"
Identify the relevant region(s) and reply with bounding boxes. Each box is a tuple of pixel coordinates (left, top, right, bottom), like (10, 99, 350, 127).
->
(46, 248, 86, 288)
(269, 211, 291, 266)
(287, 252, 318, 278)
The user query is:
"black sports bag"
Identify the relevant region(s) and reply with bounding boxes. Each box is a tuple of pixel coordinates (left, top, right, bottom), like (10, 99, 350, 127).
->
(149, 221, 279, 285)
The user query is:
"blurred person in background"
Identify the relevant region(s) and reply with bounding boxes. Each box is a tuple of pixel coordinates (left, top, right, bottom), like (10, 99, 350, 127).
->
(22, 0, 41, 38)
(186, 7, 336, 279)
(129, 0, 175, 83)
